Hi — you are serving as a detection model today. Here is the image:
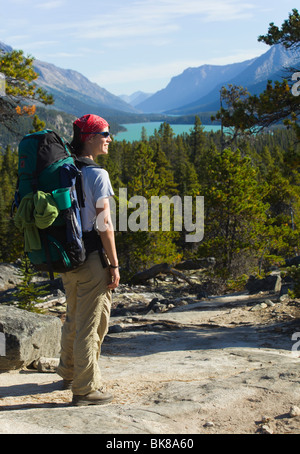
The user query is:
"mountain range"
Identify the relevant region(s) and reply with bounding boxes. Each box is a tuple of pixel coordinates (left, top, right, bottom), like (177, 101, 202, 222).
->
(135, 44, 300, 114)
(119, 91, 153, 107)
(1, 40, 299, 123)
(0, 41, 141, 125)
(34, 60, 138, 116)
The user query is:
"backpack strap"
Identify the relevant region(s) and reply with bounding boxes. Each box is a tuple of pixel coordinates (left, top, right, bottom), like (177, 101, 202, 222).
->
(40, 231, 55, 281)
(73, 156, 107, 269)
(71, 156, 102, 208)
(74, 156, 102, 169)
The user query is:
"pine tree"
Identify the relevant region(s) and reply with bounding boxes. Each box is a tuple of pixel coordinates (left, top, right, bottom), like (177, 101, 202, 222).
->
(212, 10, 300, 142)
(128, 142, 157, 198)
(120, 140, 137, 187)
(141, 126, 148, 142)
(173, 136, 200, 197)
(14, 257, 49, 312)
(120, 141, 180, 274)
(261, 166, 300, 262)
(152, 142, 178, 196)
(198, 148, 269, 278)
(0, 48, 53, 130)
(29, 114, 46, 133)
(157, 122, 175, 159)
(189, 116, 207, 169)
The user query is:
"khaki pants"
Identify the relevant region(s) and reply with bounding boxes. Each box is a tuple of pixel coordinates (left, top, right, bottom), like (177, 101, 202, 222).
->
(57, 251, 112, 395)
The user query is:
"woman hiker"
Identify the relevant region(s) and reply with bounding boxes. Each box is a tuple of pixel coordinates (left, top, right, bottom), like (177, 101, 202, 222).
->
(57, 114, 120, 406)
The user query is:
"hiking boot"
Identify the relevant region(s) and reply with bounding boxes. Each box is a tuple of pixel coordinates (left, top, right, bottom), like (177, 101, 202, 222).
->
(62, 379, 73, 390)
(72, 388, 113, 406)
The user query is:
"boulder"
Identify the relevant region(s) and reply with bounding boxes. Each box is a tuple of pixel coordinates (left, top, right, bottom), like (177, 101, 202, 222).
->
(245, 274, 282, 294)
(0, 306, 62, 371)
(0, 263, 22, 290)
(285, 256, 300, 267)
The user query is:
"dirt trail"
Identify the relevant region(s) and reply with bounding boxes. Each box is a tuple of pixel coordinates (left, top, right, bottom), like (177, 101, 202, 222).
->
(0, 291, 300, 434)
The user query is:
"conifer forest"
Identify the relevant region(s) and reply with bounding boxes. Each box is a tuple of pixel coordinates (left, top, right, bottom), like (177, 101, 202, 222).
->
(1, 117, 299, 287)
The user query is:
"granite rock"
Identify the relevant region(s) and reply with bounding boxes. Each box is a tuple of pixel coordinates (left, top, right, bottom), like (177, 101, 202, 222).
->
(0, 306, 62, 370)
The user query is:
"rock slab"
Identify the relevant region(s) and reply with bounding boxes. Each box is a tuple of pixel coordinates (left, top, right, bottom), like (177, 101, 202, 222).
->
(0, 292, 300, 434)
(0, 306, 62, 370)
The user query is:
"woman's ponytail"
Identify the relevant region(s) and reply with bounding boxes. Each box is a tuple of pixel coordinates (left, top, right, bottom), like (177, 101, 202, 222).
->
(70, 123, 85, 156)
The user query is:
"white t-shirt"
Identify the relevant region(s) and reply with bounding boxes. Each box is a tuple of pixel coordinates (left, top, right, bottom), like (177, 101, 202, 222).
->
(80, 166, 114, 232)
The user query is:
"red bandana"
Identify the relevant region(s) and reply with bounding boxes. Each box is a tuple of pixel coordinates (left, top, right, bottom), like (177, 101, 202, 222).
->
(74, 114, 109, 142)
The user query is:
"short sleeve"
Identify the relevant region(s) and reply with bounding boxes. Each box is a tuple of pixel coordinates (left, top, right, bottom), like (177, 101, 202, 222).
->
(80, 166, 115, 232)
(91, 168, 114, 204)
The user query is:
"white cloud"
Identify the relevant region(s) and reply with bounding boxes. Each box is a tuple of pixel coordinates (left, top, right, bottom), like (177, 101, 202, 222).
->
(23, 41, 59, 50)
(45, 52, 84, 58)
(4, 35, 30, 44)
(72, 0, 256, 42)
(37, 1, 65, 9)
(124, 0, 255, 23)
(4, 0, 256, 48)
(77, 47, 105, 55)
(82, 23, 179, 40)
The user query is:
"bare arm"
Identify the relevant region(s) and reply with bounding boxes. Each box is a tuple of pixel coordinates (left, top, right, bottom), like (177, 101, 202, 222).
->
(96, 197, 120, 289)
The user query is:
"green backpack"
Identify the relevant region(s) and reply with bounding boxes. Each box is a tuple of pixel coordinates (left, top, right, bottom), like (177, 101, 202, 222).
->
(14, 129, 86, 279)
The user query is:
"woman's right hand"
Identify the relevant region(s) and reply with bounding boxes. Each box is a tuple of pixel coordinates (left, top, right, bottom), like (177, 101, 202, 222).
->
(108, 266, 120, 289)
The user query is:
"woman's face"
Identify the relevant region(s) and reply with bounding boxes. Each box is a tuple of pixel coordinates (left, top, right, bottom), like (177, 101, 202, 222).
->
(89, 126, 112, 155)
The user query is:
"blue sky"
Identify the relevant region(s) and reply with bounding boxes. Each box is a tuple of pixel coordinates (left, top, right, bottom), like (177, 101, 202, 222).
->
(0, 0, 297, 95)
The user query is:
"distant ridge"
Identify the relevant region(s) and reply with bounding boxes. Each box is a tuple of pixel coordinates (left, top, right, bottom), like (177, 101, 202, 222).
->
(34, 59, 139, 116)
(0, 40, 139, 120)
(120, 91, 153, 107)
(136, 44, 300, 115)
(136, 58, 256, 113)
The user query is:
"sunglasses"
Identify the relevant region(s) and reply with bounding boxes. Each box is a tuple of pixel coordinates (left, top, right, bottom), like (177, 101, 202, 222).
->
(81, 131, 112, 138)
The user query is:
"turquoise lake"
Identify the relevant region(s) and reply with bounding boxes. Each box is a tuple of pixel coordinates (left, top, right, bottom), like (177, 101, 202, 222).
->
(114, 122, 221, 142)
